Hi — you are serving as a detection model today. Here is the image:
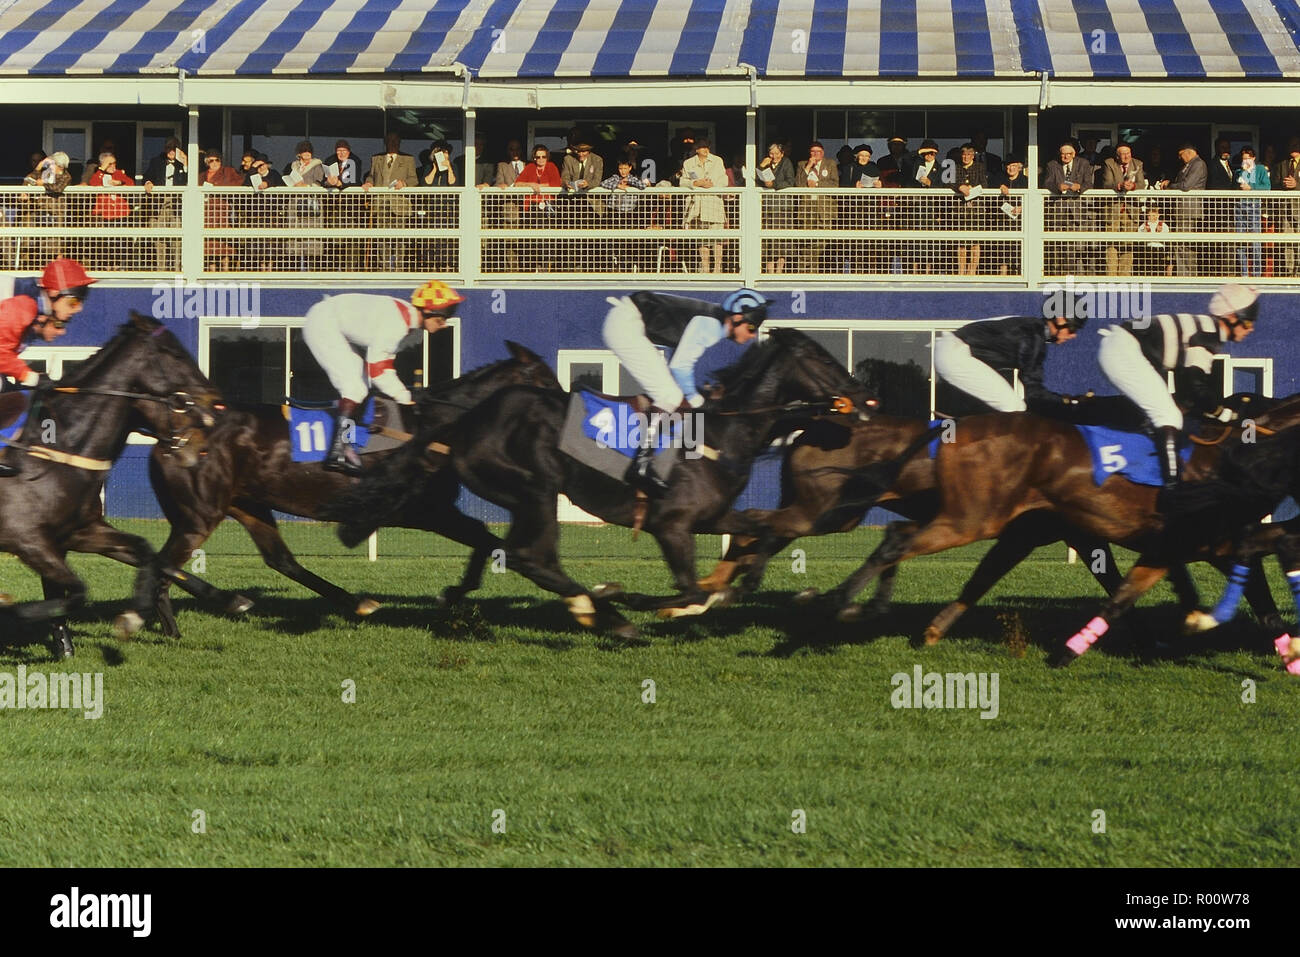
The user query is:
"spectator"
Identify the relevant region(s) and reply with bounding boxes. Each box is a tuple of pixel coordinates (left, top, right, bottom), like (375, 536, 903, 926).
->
(81, 139, 115, 184)
(324, 140, 360, 189)
(87, 150, 133, 218)
(993, 155, 1028, 192)
(601, 158, 648, 271)
(1160, 143, 1206, 276)
(996, 155, 1028, 275)
(1145, 144, 1169, 185)
(285, 141, 326, 269)
(969, 130, 1002, 176)
(835, 145, 854, 183)
(758, 142, 796, 274)
(143, 138, 188, 271)
(420, 140, 458, 187)
(514, 145, 561, 271)
(950, 143, 987, 275)
(1235, 145, 1270, 278)
(1137, 203, 1173, 276)
(681, 137, 728, 273)
(841, 144, 881, 187)
(878, 135, 908, 187)
(490, 139, 527, 267)
(20, 152, 71, 263)
(238, 149, 257, 177)
(901, 140, 944, 273)
(1275, 138, 1300, 276)
(795, 141, 837, 274)
(561, 141, 604, 220)
(243, 154, 284, 270)
(1078, 136, 1101, 167)
(494, 139, 527, 187)
(671, 128, 699, 184)
(1207, 138, 1236, 190)
(726, 153, 746, 187)
(199, 149, 243, 271)
(1042, 141, 1094, 276)
(364, 133, 417, 271)
(902, 139, 941, 188)
(471, 134, 494, 188)
(1099, 143, 1146, 276)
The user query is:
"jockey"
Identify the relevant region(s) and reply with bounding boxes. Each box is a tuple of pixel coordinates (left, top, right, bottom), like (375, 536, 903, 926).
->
(0, 258, 96, 477)
(602, 287, 770, 495)
(301, 281, 463, 476)
(933, 305, 1085, 414)
(1097, 283, 1258, 491)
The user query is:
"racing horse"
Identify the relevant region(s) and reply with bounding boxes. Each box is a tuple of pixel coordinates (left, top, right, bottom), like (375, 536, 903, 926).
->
(146, 341, 561, 636)
(0, 312, 225, 658)
(798, 394, 1300, 659)
(326, 328, 871, 638)
(694, 409, 1128, 640)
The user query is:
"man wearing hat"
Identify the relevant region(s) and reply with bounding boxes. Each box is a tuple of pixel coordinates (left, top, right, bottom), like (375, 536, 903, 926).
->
(902, 140, 942, 189)
(878, 135, 908, 187)
(1096, 284, 1259, 491)
(324, 140, 360, 189)
(561, 141, 605, 219)
(1043, 140, 1096, 274)
(364, 133, 417, 270)
(840, 144, 881, 187)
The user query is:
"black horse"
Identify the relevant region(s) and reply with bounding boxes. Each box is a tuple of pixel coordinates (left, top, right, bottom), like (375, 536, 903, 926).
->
(146, 341, 561, 635)
(0, 312, 224, 657)
(328, 328, 871, 638)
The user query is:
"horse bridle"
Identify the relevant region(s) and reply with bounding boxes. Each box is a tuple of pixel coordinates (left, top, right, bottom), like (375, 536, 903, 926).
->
(45, 386, 222, 458)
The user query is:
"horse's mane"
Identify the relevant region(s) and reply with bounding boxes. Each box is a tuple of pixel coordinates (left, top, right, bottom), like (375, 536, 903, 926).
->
(55, 321, 139, 388)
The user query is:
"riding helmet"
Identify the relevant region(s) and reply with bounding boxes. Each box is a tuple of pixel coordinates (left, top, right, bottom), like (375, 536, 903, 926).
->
(412, 280, 466, 315)
(1209, 283, 1259, 326)
(722, 288, 772, 327)
(40, 258, 96, 303)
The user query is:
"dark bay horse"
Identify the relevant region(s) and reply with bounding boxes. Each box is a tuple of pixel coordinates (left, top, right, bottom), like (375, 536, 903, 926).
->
(802, 395, 1300, 661)
(147, 341, 560, 636)
(0, 312, 223, 657)
(695, 410, 1125, 640)
(328, 328, 871, 638)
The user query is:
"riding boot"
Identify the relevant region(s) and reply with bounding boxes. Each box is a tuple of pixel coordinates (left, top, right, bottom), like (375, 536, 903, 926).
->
(324, 398, 364, 477)
(1157, 425, 1180, 491)
(624, 408, 669, 497)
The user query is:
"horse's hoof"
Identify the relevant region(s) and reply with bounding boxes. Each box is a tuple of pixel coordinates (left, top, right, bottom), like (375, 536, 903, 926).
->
(793, 587, 819, 605)
(226, 594, 254, 616)
(1046, 647, 1078, 669)
(922, 625, 944, 646)
(0, 593, 13, 608)
(591, 582, 623, 600)
(836, 604, 863, 624)
(1181, 609, 1218, 635)
(610, 621, 640, 641)
(712, 587, 737, 608)
(656, 591, 724, 619)
(356, 597, 382, 617)
(565, 594, 597, 629)
(113, 610, 144, 639)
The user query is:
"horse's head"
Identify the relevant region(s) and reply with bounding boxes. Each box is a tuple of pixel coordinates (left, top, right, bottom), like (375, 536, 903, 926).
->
(504, 340, 561, 391)
(716, 328, 871, 414)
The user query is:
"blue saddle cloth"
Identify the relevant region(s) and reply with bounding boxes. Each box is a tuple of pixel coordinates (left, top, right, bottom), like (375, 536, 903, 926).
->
(287, 397, 374, 463)
(1075, 424, 1192, 487)
(576, 391, 682, 459)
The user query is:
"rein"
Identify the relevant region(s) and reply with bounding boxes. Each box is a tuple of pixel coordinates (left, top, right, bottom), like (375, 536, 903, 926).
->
(1189, 420, 1277, 446)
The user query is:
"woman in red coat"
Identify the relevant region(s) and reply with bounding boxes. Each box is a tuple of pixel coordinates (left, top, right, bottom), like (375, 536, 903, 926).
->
(513, 145, 561, 271)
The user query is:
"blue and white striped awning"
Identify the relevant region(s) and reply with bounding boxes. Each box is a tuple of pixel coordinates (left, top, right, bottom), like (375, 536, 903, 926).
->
(0, 0, 1298, 78)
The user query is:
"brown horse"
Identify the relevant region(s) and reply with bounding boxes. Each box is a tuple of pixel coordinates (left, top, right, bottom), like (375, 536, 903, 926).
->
(697, 410, 1127, 641)
(802, 394, 1300, 659)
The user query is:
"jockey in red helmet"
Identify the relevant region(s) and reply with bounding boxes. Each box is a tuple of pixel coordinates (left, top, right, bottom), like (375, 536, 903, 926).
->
(0, 258, 97, 477)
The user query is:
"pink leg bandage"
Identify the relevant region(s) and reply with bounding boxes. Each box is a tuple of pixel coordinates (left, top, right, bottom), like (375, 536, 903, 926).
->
(1066, 616, 1110, 656)
(1274, 635, 1300, 675)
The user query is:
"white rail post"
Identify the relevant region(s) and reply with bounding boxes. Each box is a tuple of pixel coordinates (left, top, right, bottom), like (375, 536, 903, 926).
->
(1025, 110, 1043, 288)
(462, 109, 480, 284)
(368, 530, 378, 562)
(742, 108, 761, 285)
(182, 107, 202, 280)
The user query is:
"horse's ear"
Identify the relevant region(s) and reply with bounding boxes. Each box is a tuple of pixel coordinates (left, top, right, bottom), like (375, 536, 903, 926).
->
(506, 340, 541, 363)
(129, 310, 157, 332)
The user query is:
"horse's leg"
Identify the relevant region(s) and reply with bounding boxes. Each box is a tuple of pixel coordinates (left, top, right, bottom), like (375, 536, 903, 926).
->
(227, 503, 375, 618)
(414, 506, 505, 610)
(150, 519, 254, 635)
(43, 577, 74, 659)
(697, 534, 757, 592)
(924, 523, 1046, 647)
(4, 539, 88, 656)
(60, 521, 165, 637)
(1270, 535, 1300, 672)
(500, 501, 638, 639)
(1052, 561, 1169, 667)
(825, 521, 930, 621)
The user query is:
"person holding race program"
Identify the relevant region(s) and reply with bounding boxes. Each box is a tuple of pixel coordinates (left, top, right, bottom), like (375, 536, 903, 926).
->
(0, 258, 96, 476)
(301, 281, 464, 476)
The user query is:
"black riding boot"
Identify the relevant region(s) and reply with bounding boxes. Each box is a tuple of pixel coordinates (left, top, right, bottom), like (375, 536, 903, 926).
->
(1157, 425, 1180, 491)
(324, 399, 364, 477)
(625, 410, 669, 496)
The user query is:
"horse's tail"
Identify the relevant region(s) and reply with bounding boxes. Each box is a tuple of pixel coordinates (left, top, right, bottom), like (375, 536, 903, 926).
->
(320, 434, 444, 548)
(809, 423, 944, 535)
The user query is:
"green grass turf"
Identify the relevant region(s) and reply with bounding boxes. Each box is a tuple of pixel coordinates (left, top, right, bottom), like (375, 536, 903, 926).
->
(0, 521, 1297, 867)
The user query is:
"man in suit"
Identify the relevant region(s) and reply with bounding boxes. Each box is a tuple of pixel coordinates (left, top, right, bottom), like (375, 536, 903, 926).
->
(796, 141, 838, 273)
(142, 137, 188, 271)
(1042, 141, 1095, 276)
(1207, 138, 1236, 190)
(1098, 143, 1147, 276)
(560, 141, 605, 219)
(1159, 143, 1207, 276)
(494, 139, 527, 187)
(364, 132, 418, 270)
(1275, 138, 1300, 276)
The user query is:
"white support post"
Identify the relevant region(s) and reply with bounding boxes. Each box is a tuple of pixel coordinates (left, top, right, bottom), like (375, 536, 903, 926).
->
(367, 530, 378, 562)
(742, 108, 761, 285)
(1025, 110, 1043, 287)
(182, 107, 202, 280)
(461, 109, 480, 284)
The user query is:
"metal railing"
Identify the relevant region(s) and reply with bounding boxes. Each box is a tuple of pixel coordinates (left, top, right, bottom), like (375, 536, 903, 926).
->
(1, 184, 1297, 283)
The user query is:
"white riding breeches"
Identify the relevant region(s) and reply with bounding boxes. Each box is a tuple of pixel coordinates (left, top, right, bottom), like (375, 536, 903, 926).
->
(600, 296, 685, 410)
(1098, 326, 1183, 430)
(933, 333, 1026, 412)
(301, 304, 368, 404)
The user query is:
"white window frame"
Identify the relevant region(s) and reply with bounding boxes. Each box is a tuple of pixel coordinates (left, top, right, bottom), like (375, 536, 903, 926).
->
(557, 349, 621, 393)
(1221, 355, 1272, 398)
(41, 120, 91, 168)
